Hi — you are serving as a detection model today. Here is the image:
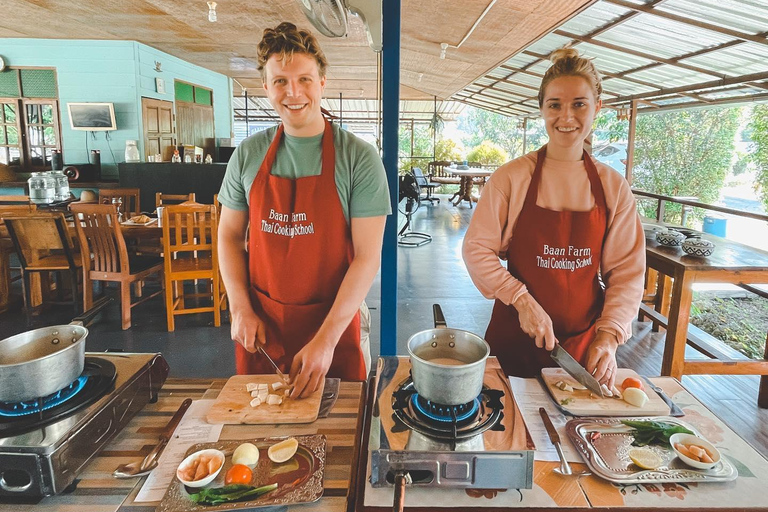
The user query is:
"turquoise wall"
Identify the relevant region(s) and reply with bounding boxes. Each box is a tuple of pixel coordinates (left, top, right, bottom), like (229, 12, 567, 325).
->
(1, 39, 233, 179)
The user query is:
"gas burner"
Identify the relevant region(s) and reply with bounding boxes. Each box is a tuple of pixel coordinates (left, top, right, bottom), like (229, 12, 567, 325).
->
(391, 378, 504, 445)
(0, 357, 116, 438)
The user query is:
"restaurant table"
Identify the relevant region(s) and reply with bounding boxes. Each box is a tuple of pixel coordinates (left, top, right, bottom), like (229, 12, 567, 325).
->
(446, 168, 495, 207)
(0, 379, 365, 512)
(357, 376, 768, 511)
(642, 226, 768, 404)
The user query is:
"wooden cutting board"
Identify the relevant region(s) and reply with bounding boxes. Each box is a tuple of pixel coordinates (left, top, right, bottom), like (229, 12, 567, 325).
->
(206, 375, 324, 424)
(541, 368, 670, 417)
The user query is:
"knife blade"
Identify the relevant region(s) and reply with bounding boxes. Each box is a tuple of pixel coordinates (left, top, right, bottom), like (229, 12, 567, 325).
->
(257, 345, 289, 383)
(551, 345, 603, 397)
(641, 375, 684, 417)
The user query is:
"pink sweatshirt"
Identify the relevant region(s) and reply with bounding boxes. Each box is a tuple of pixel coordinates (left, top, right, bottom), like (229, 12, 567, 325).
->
(462, 151, 645, 344)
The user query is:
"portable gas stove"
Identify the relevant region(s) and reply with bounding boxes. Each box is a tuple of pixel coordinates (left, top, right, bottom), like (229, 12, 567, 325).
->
(367, 356, 534, 491)
(0, 352, 169, 498)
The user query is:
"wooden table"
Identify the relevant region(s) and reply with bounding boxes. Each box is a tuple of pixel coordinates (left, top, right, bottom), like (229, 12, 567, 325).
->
(3, 379, 365, 512)
(643, 227, 768, 404)
(447, 168, 495, 207)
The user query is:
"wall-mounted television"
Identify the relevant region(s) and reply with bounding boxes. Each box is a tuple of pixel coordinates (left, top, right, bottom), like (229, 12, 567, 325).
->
(67, 102, 117, 131)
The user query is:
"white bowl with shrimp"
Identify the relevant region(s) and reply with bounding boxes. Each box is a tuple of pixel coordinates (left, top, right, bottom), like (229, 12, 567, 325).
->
(669, 433, 721, 470)
(176, 448, 225, 487)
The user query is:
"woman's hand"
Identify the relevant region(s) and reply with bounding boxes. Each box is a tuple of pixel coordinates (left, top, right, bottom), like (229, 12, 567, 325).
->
(513, 293, 558, 350)
(585, 330, 619, 389)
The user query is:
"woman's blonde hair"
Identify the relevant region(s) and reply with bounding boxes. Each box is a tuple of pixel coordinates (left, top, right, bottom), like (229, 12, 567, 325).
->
(537, 48, 602, 107)
(257, 22, 328, 78)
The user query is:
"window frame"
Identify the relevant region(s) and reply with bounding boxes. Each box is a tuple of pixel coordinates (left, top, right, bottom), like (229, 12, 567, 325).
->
(0, 98, 23, 168)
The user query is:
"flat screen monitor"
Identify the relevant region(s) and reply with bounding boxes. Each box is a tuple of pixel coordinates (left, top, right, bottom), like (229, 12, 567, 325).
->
(67, 102, 117, 131)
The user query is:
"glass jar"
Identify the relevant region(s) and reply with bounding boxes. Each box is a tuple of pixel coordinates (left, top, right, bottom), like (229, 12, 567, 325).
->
(48, 170, 70, 201)
(112, 197, 124, 222)
(125, 140, 140, 163)
(28, 172, 56, 204)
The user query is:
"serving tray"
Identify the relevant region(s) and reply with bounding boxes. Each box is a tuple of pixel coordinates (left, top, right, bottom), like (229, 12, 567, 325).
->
(157, 434, 325, 512)
(565, 417, 737, 484)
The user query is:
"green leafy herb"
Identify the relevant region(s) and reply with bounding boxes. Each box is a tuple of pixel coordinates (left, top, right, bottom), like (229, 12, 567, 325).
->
(188, 483, 278, 505)
(560, 398, 574, 406)
(621, 420, 694, 446)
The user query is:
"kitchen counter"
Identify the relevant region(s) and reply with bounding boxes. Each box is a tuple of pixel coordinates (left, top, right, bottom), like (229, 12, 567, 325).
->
(0, 378, 365, 512)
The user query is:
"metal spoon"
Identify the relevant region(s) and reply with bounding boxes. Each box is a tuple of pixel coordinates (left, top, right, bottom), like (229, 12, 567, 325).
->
(113, 398, 192, 478)
(538, 407, 591, 476)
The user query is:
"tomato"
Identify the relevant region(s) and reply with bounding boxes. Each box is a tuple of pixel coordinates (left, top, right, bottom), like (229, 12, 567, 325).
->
(224, 464, 253, 485)
(621, 377, 645, 391)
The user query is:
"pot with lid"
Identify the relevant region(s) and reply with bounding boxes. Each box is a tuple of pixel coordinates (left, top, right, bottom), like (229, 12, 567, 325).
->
(406, 304, 490, 406)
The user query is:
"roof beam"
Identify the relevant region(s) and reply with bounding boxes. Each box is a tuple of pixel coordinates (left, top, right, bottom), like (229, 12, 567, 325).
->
(635, 91, 768, 113)
(605, 0, 768, 47)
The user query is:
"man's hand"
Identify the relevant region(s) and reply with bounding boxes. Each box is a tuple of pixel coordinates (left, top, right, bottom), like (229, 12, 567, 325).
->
(230, 307, 267, 353)
(289, 336, 335, 398)
(585, 330, 619, 389)
(513, 293, 559, 350)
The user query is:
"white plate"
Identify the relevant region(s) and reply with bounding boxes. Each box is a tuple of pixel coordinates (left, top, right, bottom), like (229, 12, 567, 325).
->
(121, 218, 157, 226)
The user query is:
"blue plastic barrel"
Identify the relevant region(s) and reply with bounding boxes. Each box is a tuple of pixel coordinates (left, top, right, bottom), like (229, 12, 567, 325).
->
(702, 215, 727, 237)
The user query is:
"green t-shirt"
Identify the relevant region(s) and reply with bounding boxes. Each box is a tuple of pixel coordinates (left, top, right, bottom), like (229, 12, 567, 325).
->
(218, 124, 391, 222)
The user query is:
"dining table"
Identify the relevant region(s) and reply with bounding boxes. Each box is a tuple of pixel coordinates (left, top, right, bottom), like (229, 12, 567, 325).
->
(641, 222, 768, 406)
(446, 167, 495, 207)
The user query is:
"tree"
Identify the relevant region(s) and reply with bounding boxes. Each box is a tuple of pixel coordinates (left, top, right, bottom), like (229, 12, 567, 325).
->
(749, 104, 768, 211)
(593, 109, 628, 144)
(632, 107, 740, 223)
(467, 140, 508, 165)
(398, 122, 432, 172)
(435, 137, 464, 162)
(458, 106, 547, 158)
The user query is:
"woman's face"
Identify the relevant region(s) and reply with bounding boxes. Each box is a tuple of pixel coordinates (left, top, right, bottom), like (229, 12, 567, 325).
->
(540, 75, 601, 153)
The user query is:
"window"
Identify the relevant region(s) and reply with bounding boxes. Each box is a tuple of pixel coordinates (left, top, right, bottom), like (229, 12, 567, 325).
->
(0, 68, 61, 171)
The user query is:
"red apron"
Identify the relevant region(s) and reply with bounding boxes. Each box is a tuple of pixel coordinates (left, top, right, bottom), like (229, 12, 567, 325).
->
(485, 145, 608, 377)
(235, 120, 365, 381)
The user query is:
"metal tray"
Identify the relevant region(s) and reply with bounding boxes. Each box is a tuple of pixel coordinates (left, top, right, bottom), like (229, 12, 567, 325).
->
(565, 417, 737, 484)
(157, 434, 325, 512)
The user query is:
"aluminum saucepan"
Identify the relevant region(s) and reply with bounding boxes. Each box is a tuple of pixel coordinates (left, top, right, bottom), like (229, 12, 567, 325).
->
(407, 304, 490, 406)
(0, 297, 111, 403)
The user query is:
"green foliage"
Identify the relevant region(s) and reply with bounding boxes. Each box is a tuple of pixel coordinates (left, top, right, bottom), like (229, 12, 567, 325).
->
(632, 108, 740, 223)
(458, 107, 547, 158)
(593, 109, 628, 144)
(466, 140, 508, 165)
(435, 137, 465, 162)
(398, 123, 433, 172)
(748, 104, 768, 211)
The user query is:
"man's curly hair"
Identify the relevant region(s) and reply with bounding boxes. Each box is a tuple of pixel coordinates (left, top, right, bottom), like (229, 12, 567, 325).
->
(257, 22, 328, 78)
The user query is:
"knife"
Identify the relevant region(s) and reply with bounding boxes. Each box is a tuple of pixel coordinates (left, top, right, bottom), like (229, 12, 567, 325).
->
(258, 345, 289, 383)
(538, 407, 573, 475)
(551, 345, 603, 397)
(641, 375, 684, 417)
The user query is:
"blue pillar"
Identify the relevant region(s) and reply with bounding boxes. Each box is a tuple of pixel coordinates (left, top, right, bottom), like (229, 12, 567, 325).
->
(380, 0, 400, 355)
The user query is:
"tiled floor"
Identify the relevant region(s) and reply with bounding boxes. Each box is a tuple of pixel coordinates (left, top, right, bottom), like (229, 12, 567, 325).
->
(2, 193, 767, 457)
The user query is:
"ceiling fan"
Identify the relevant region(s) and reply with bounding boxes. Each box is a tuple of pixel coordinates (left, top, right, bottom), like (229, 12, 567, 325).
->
(295, 0, 382, 52)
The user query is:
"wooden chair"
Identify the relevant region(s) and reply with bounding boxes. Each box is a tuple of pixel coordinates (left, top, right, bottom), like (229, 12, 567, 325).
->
(0, 197, 37, 312)
(162, 203, 220, 331)
(3, 212, 83, 317)
(70, 203, 164, 330)
(156, 192, 196, 207)
(98, 188, 141, 218)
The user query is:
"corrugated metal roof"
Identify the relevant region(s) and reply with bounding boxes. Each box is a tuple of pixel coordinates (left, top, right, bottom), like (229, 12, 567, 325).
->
(452, 0, 768, 117)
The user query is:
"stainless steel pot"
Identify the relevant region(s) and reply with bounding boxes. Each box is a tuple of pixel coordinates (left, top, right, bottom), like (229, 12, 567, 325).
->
(0, 297, 110, 402)
(407, 304, 490, 406)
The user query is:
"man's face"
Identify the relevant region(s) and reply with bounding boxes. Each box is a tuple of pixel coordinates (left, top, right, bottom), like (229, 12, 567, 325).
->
(540, 75, 601, 153)
(263, 53, 326, 136)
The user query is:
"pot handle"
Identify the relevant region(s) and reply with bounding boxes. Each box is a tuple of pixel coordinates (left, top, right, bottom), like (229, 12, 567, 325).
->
(70, 296, 112, 327)
(432, 304, 447, 329)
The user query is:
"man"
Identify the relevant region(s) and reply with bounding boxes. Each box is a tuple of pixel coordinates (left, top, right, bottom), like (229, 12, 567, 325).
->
(217, 22, 390, 398)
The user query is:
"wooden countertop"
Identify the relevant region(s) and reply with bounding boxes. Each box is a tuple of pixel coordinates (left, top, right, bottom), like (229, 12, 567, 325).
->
(3, 378, 365, 512)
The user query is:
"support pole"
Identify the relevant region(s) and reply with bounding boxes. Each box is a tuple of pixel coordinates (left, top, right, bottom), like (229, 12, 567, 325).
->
(522, 117, 528, 155)
(626, 100, 638, 185)
(380, 0, 400, 356)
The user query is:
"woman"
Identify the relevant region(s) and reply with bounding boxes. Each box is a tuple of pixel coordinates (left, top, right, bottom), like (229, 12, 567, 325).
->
(462, 48, 645, 389)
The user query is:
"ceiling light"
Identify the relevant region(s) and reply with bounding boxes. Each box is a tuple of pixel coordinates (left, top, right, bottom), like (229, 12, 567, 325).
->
(207, 1, 217, 22)
(439, 43, 448, 60)
(418, 73, 424, 82)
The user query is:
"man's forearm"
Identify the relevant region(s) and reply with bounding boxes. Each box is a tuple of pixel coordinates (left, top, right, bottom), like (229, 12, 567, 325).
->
(218, 235, 253, 314)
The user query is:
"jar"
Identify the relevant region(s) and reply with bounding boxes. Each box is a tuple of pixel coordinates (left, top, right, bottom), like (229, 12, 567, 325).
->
(125, 140, 140, 163)
(28, 172, 56, 204)
(48, 170, 70, 201)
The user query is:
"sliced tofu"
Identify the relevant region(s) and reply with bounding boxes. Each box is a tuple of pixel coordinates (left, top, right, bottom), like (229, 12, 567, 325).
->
(257, 383, 269, 390)
(266, 394, 283, 405)
(246, 383, 259, 392)
(250, 396, 262, 407)
(271, 381, 285, 391)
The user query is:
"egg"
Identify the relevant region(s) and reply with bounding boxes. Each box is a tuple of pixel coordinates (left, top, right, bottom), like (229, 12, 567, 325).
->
(232, 442, 260, 467)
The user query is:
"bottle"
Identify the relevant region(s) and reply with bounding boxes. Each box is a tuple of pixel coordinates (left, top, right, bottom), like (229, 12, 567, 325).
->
(112, 197, 124, 222)
(172, 149, 181, 163)
(204, 154, 213, 164)
(125, 140, 140, 163)
(184, 153, 192, 163)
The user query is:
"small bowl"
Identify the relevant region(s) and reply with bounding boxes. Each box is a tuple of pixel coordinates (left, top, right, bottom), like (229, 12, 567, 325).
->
(682, 238, 715, 257)
(176, 448, 225, 488)
(656, 229, 686, 247)
(669, 433, 721, 470)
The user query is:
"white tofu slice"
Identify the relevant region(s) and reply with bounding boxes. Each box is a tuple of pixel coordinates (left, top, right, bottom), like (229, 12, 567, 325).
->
(249, 396, 262, 407)
(250, 390, 261, 398)
(266, 394, 283, 405)
(257, 383, 268, 390)
(246, 383, 259, 392)
(271, 381, 285, 391)
(258, 390, 268, 400)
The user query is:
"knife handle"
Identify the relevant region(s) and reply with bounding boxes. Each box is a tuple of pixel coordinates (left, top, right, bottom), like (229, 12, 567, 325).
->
(160, 398, 192, 441)
(538, 407, 561, 444)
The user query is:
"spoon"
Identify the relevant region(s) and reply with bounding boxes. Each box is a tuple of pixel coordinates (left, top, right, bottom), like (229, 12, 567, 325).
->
(113, 398, 192, 478)
(538, 407, 591, 477)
